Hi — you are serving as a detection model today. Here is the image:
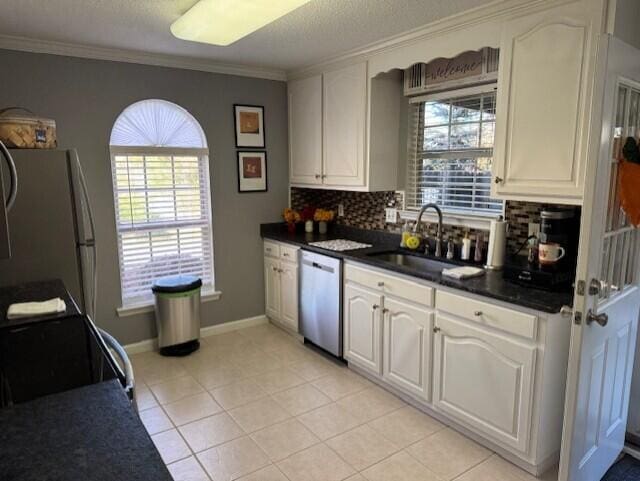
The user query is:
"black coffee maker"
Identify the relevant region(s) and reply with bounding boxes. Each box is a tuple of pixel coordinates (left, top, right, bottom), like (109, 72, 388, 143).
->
(503, 207, 580, 290)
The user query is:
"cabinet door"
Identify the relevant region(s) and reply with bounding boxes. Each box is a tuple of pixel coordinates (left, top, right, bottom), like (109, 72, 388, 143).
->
(279, 261, 299, 332)
(433, 315, 536, 453)
(264, 257, 281, 320)
(289, 75, 323, 185)
(493, 3, 595, 201)
(323, 62, 367, 187)
(383, 296, 433, 402)
(344, 282, 383, 375)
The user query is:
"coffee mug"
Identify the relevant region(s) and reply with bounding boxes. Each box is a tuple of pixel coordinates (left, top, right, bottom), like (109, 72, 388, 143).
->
(539, 243, 565, 265)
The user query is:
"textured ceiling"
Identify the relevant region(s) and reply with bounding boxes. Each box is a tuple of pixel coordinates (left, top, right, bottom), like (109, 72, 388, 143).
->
(0, 0, 495, 72)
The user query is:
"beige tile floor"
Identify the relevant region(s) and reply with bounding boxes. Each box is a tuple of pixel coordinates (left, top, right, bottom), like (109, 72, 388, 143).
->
(132, 322, 558, 481)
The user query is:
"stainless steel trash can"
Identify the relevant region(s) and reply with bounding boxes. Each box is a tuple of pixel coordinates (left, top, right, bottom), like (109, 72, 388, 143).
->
(152, 275, 202, 356)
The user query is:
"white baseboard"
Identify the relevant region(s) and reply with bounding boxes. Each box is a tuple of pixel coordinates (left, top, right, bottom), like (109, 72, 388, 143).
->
(123, 314, 268, 355)
(624, 443, 640, 461)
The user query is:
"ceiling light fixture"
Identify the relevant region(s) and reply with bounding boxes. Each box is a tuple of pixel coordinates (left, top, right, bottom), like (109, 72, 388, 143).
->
(171, 0, 312, 46)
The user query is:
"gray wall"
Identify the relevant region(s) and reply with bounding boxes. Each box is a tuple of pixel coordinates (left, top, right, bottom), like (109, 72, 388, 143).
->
(0, 48, 288, 345)
(614, 0, 640, 51)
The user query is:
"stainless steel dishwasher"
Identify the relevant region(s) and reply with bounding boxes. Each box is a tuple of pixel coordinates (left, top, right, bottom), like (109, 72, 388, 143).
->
(299, 250, 342, 358)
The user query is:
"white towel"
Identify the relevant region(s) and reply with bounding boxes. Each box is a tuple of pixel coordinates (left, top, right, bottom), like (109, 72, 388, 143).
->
(7, 298, 67, 320)
(442, 266, 485, 280)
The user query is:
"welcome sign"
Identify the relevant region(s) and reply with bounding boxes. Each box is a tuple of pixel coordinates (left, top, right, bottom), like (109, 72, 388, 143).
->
(425, 50, 484, 86)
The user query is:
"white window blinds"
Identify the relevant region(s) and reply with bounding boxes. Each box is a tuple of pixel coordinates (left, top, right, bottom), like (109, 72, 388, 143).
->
(110, 100, 213, 306)
(406, 88, 503, 215)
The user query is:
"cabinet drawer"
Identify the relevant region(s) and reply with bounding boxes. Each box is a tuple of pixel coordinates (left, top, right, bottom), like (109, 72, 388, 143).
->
(344, 263, 434, 307)
(280, 244, 299, 263)
(436, 290, 537, 340)
(264, 241, 280, 258)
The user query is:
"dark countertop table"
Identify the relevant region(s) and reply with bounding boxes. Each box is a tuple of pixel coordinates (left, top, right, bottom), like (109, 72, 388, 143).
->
(0, 380, 172, 481)
(261, 223, 574, 314)
(0, 279, 80, 328)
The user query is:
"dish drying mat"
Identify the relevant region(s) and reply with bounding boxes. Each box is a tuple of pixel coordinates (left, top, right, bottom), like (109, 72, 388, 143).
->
(308, 239, 373, 251)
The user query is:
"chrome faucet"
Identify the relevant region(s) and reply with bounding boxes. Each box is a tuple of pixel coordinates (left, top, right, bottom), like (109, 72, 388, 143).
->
(413, 203, 444, 257)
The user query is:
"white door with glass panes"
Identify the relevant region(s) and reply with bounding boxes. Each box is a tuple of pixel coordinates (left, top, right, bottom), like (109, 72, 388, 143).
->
(323, 62, 367, 187)
(559, 36, 640, 481)
(406, 86, 502, 216)
(492, 2, 595, 202)
(289, 75, 323, 185)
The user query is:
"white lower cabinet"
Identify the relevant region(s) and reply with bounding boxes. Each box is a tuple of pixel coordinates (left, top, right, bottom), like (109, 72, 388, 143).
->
(383, 295, 433, 402)
(264, 241, 299, 332)
(344, 282, 383, 375)
(279, 262, 299, 331)
(264, 256, 281, 320)
(433, 314, 536, 453)
(342, 261, 571, 473)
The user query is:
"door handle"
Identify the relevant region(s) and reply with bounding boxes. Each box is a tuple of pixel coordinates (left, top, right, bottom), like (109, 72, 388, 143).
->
(588, 278, 603, 296)
(372, 304, 380, 310)
(433, 326, 441, 333)
(586, 309, 608, 327)
(494, 176, 503, 184)
(382, 308, 389, 314)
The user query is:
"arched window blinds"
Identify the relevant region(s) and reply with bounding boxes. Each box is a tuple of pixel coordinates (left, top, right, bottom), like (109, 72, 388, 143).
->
(110, 99, 214, 305)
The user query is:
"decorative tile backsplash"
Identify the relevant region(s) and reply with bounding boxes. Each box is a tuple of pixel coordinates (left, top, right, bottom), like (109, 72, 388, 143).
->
(290, 187, 574, 256)
(290, 188, 399, 231)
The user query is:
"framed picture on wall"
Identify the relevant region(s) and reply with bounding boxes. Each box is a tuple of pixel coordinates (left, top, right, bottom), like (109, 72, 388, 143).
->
(234, 104, 265, 148)
(237, 151, 268, 193)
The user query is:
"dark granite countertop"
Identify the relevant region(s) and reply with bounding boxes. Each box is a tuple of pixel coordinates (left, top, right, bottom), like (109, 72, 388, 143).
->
(261, 223, 573, 314)
(0, 279, 80, 329)
(0, 380, 172, 481)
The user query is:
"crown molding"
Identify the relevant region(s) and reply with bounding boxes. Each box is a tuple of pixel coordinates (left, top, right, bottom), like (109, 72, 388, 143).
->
(0, 34, 287, 81)
(285, 0, 574, 80)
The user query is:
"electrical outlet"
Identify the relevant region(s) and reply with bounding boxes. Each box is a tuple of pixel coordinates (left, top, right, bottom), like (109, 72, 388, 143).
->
(385, 208, 398, 223)
(337, 203, 344, 217)
(528, 223, 540, 238)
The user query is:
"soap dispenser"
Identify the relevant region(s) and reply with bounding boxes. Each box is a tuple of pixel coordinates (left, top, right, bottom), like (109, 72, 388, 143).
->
(461, 232, 472, 261)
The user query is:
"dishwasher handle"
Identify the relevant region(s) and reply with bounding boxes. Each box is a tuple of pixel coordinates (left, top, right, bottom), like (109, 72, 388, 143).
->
(302, 259, 335, 274)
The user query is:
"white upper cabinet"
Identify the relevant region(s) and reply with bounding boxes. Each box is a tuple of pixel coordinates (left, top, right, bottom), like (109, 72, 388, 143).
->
(323, 62, 368, 186)
(492, 2, 596, 203)
(289, 75, 323, 185)
(288, 62, 401, 191)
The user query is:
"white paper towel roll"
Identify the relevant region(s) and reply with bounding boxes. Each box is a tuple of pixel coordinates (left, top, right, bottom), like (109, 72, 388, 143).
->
(486, 219, 507, 269)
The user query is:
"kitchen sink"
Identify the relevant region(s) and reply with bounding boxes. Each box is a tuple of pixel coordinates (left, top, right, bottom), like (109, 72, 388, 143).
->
(367, 251, 454, 273)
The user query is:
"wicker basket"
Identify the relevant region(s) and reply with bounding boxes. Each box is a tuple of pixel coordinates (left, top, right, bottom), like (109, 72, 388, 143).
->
(0, 107, 57, 149)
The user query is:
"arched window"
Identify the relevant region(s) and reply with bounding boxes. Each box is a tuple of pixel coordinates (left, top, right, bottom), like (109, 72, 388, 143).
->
(110, 99, 214, 306)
